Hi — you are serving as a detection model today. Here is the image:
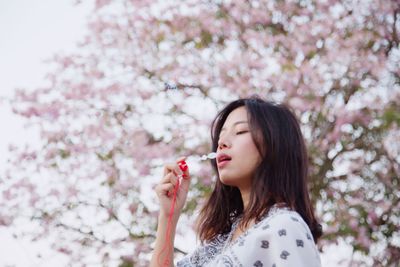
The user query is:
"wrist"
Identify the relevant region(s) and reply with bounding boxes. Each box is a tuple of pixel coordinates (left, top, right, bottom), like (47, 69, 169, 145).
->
(159, 211, 181, 223)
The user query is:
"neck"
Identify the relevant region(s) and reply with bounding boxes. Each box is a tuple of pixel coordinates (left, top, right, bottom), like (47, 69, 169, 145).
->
(237, 187, 257, 231)
(239, 187, 250, 211)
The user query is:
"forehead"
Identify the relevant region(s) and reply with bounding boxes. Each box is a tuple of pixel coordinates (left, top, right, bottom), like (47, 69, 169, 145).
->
(222, 107, 248, 128)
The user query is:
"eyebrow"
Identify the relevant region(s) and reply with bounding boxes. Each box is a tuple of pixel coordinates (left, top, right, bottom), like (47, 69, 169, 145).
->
(221, 120, 248, 131)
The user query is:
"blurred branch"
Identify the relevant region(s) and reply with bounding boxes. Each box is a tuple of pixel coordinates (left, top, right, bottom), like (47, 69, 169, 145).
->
(55, 222, 108, 244)
(388, 5, 400, 53)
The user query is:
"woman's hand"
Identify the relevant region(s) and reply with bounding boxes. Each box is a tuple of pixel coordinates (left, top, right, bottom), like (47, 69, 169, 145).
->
(154, 157, 191, 220)
(151, 157, 190, 267)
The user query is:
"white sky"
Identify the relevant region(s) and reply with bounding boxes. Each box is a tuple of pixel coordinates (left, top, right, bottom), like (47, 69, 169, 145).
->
(0, 0, 354, 266)
(0, 0, 91, 266)
(0, 0, 92, 166)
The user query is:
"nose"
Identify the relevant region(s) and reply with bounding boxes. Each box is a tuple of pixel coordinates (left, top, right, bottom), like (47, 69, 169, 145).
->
(217, 134, 230, 150)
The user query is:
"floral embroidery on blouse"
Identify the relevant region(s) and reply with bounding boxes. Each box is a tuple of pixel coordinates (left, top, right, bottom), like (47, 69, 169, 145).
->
(177, 205, 321, 267)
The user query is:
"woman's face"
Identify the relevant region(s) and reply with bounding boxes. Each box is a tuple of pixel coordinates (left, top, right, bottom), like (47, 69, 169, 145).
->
(216, 106, 262, 189)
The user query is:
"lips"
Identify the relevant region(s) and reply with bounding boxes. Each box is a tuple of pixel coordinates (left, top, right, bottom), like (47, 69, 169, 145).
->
(217, 153, 232, 167)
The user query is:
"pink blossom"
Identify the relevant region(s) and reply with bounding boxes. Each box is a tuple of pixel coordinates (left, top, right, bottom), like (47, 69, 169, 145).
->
(3, 0, 399, 265)
(0, 215, 12, 226)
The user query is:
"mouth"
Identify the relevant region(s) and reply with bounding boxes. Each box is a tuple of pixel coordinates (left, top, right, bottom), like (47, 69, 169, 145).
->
(217, 153, 232, 167)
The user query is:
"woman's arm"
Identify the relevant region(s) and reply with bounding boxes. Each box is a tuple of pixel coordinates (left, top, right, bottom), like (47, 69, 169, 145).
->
(149, 213, 179, 267)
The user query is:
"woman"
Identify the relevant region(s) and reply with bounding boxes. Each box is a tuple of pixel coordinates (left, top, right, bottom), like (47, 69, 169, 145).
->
(150, 96, 322, 267)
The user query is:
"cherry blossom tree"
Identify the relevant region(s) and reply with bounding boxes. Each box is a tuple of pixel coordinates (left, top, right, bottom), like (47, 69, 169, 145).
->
(2, 0, 399, 266)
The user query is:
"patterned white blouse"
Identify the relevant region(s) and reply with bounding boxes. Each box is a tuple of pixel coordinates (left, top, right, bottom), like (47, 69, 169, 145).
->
(177, 205, 321, 267)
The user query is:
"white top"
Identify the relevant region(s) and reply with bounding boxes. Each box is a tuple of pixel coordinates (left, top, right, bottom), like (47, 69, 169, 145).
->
(177, 205, 321, 267)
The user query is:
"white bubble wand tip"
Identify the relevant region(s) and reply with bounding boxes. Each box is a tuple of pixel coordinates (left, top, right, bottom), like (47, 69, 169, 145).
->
(187, 152, 217, 163)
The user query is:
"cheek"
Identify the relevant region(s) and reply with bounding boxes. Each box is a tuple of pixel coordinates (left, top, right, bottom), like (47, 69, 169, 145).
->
(244, 138, 260, 156)
(241, 139, 262, 168)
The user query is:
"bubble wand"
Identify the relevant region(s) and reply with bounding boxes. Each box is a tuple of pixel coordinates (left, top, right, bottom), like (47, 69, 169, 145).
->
(158, 152, 217, 267)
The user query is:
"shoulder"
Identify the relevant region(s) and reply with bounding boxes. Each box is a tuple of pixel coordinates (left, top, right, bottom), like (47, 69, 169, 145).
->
(229, 208, 321, 267)
(259, 208, 314, 241)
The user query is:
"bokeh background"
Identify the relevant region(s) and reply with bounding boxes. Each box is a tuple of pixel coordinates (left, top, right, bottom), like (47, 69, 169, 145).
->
(0, 0, 399, 266)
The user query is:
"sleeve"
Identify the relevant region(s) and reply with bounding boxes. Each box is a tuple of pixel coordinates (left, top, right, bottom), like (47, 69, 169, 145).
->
(176, 234, 227, 267)
(230, 212, 321, 267)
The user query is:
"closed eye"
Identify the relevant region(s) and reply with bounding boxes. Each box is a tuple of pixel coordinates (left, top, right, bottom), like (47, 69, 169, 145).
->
(236, 130, 248, 135)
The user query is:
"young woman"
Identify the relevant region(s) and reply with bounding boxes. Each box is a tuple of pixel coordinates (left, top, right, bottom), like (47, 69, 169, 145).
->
(150, 96, 322, 267)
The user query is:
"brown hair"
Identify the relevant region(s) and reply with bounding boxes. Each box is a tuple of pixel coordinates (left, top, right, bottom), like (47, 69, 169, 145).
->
(197, 96, 322, 243)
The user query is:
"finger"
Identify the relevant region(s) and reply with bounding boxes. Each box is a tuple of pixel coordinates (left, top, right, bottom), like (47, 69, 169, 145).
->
(163, 162, 184, 177)
(155, 183, 175, 197)
(160, 172, 179, 187)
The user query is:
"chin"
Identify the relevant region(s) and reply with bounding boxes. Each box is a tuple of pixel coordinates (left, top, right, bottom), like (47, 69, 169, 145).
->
(218, 175, 239, 187)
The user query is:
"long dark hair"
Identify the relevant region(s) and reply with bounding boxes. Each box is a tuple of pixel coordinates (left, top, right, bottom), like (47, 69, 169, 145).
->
(197, 96, 322, 243)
